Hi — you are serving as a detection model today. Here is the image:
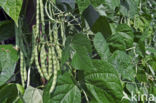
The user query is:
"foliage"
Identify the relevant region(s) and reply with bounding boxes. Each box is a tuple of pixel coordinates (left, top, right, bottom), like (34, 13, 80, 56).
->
(0, 0, 156, 103)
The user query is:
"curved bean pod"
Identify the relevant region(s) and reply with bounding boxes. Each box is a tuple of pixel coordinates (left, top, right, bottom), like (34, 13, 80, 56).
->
(34, 46, 44, 78)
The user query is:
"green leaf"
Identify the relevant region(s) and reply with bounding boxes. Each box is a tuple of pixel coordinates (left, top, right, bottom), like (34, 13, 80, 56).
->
(136, 68, 147, 82)
(0, 45, 18, 86)
(76, 0, 120, 13)
(93, 32, 110, 60)
(0, 0, 23, 25)
(0, 20, 14, 41)
(116, 24, 134, 48)
(79, 0, 103, 14)
(109, 51, 135, 81)
(0, 84, 18, 103)
(84, 60, 123, 103)
(23, 86, 43, 103)
(91, 16, 112, 39)
(83, 6, 112, 39)
(71, 46, 94, 71)
(149, 61, 156, 72)
(108, 33, 126, 51)
(43, 72, 81, 103)
(104, 0, 120, 10)
(108, 24, 134, 51)
(16, 83, 25, 95)
(62, 34, 94, 71)
(76, 0, 91, 14)
(120, 0, 138, 18)
(126, 83, 137, 94)
(71, 34, 92, 53)
(91, 1, 105, 7)
(76, 0, 104, 14)
(136, 41, 146, 57)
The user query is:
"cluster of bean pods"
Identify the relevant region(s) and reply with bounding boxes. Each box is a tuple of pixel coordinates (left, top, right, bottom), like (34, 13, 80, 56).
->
(20, 0, 79, 94)
(32, 0, 64, 94)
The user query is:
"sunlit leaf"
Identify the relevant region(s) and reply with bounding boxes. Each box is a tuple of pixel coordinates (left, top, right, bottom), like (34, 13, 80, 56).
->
(0, 0, 23, 25)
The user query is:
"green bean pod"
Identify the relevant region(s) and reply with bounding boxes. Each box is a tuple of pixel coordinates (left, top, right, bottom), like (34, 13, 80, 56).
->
(29, 26, 36, 66)
(53, 24, 62, 59)
(48, 46, 53, 77)
(49, 51, 58, 93)
(61, 22, 66, 46)
(23, 61, 27, 81)
(36, 0, 40, 37)
(34, 45, 44, 78)
(39, 0, 45, 35)
(20, 51, 25, 87)
(30, 47, 35, 66)
(40, 45, 49, 80)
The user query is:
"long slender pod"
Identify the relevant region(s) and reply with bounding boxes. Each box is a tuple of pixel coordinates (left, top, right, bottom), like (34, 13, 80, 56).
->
(20, 51, 25, 87)
(48, 21, 53, 77)
(60, 22, 66, 46)
(39, 0, 46, 43)
(49, 49, 58, 93)
(23, 60, 27, 81)
(48, 47, 53, 77)
(53, 24, 62, 60)
(40, 45, 49, 80)
(39, 0, 45, 34)
(36, 0, 40, 37)
(49, 64, 58, 94)
(34, 46, 44, 78)
(29, 26, 36, 66)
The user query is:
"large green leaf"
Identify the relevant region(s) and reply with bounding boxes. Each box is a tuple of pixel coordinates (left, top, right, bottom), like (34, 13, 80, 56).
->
(70, 34, 94, 71)
(0, 20, 14, 41)
(109, 51, 135, 81)
(0, 84, 18, 103)
(71, 34, 92, 53)
(43, 72, 81, 103)
(84, 60, 123, 103)
(71, 46, 94, 71)
(23, 86, 43, 103)
(0, 45, 18, 86)
(0, 0, 23, 25)
(62, 34, 94, 71)
(91, 16, 112, 39)
(93, 32, 110, 60)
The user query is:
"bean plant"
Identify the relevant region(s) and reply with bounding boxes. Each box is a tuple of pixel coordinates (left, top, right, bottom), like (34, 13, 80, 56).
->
(0, 0, 156, 103)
